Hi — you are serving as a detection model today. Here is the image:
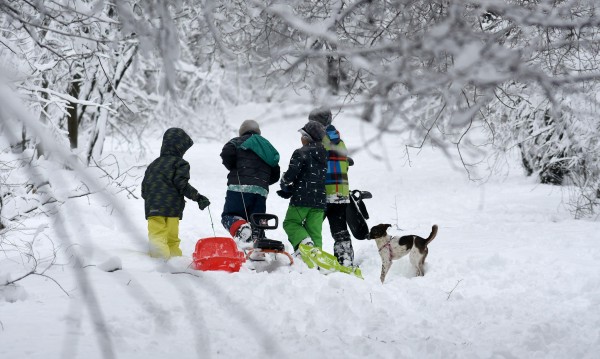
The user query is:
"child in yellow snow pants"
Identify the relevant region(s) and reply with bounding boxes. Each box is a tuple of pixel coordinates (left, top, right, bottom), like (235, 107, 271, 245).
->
(141, 128, 210, 260)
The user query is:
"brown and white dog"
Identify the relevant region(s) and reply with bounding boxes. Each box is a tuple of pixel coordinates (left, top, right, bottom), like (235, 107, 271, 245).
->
(369, 224, 438, 283)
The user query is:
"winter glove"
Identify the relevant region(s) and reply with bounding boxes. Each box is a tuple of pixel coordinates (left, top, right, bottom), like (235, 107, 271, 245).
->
(276, 190, 293, 199)
(347, 157, 354, 166)
(279, 177, 294, 193)
(196, 195, 210, 210)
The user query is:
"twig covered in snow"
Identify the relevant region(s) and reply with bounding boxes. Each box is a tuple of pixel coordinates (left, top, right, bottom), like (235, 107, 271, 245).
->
(446, 279, 463, 301)
(90, 155, 141, 200)
(0, 232, 69, 297)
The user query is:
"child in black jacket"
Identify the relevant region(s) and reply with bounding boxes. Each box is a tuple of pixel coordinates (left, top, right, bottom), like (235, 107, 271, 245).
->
(278, 121, 327, 251)
(220, 120, 280, 249)
(142, 128, 210, 258)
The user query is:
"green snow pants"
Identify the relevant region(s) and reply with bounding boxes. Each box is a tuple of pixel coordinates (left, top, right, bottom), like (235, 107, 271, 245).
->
(282, 206, 324, 250)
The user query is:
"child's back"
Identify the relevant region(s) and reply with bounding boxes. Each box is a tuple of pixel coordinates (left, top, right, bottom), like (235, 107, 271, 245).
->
(142, 128, 201, 219)
(142, 127, 209, 258)
(283, 141, 327, 210)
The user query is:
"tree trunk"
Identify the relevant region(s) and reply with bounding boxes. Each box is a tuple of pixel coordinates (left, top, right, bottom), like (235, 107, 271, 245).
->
(21, 124, 26, 153)
(36, 76, 49, 158)
(0, 187, 5, 230)
(86, 45, 137, 164)
(67, 73, 81, 149)
(327, 55, 340, 95)
(87, 106, 109, 163)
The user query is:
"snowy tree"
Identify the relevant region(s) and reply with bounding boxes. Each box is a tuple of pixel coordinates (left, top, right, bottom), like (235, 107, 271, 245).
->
(222, 0, 600, 215)
(1, 1, 599, 259)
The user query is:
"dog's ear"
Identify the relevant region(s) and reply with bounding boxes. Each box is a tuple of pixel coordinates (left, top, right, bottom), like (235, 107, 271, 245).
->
(369, 223, 392, 239)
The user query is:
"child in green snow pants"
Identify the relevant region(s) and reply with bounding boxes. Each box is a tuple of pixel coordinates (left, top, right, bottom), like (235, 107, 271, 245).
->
(279, 121, 328, 251)
(282, 206, 324, 250)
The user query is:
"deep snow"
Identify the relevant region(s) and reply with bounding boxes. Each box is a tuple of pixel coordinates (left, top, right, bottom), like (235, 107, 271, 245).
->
(1, 102, 599, 359)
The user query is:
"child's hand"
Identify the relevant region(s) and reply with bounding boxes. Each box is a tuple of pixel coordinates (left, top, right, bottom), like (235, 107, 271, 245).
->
(196, 195, 210, 210)
(279, 178, 293, 193)
(276, 190, 292, 199)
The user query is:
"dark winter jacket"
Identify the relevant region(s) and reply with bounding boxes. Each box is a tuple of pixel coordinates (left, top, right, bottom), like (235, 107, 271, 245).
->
(220, 132, 281, 194)
(141, 128, 200, 219)
(280, 142, 327, 209)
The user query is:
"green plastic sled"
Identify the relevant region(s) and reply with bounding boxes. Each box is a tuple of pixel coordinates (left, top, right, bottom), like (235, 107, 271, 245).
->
(298, 244, 363, 279)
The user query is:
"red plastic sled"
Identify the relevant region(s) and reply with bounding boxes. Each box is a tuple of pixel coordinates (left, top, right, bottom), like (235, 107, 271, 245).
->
(192, 237, 246, 272)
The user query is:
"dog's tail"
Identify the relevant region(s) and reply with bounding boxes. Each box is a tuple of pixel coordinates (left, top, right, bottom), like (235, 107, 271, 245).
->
(426, 224, 438, 245)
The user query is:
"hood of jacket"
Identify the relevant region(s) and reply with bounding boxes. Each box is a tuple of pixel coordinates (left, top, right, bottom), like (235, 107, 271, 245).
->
(160, 128, 193, 157)
(325, 125, 342, 145)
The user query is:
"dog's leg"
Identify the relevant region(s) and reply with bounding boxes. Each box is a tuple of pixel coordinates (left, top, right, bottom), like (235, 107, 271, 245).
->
(415, 261, 424, 276)
(380, 253, 392, 283)
(417, 248, 429, 276)
(412, 249, 429, 276)
(410, 248, 424, 276)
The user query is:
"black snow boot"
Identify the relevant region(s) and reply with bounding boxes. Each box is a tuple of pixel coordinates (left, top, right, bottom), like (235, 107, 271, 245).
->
(333, 230, 354, 267)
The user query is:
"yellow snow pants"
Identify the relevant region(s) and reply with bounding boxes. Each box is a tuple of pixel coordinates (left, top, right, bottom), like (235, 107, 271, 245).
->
(148, 216, 182, 259)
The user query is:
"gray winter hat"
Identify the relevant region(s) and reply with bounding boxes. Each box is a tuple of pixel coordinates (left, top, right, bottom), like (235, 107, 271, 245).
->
(239, 119, 261, 136)
(299, 121, 326, 142)
(308, 107, 333, 126)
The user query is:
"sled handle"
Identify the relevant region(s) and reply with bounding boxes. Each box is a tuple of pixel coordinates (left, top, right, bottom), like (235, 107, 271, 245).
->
(351, 190, 372, 201)
(250, 213, 279, 230)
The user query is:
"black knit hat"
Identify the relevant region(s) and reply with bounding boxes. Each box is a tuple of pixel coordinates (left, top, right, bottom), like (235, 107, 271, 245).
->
(239, 119, 261, 136)
(308, 107, 332, 126)
(299, 121, 325, 142)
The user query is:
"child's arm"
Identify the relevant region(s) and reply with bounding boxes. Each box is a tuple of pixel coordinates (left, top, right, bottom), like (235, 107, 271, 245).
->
(173, 160, 201, 201)
(280, 149, 304, 191)
(220, 140, 237, 170)
(269, 164, 281, 185)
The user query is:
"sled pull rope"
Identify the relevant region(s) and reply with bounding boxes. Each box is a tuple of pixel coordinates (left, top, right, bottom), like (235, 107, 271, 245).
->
(207, 205, 217, 237)
(236, 171, 250, 221)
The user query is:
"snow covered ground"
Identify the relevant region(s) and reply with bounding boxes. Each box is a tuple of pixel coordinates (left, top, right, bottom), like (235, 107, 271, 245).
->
(1, 102, 599, 359)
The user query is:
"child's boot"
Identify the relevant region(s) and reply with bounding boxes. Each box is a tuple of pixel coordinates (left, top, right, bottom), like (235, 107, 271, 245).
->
(333, 238, 354, 267)
(230, 219, 252, 248)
